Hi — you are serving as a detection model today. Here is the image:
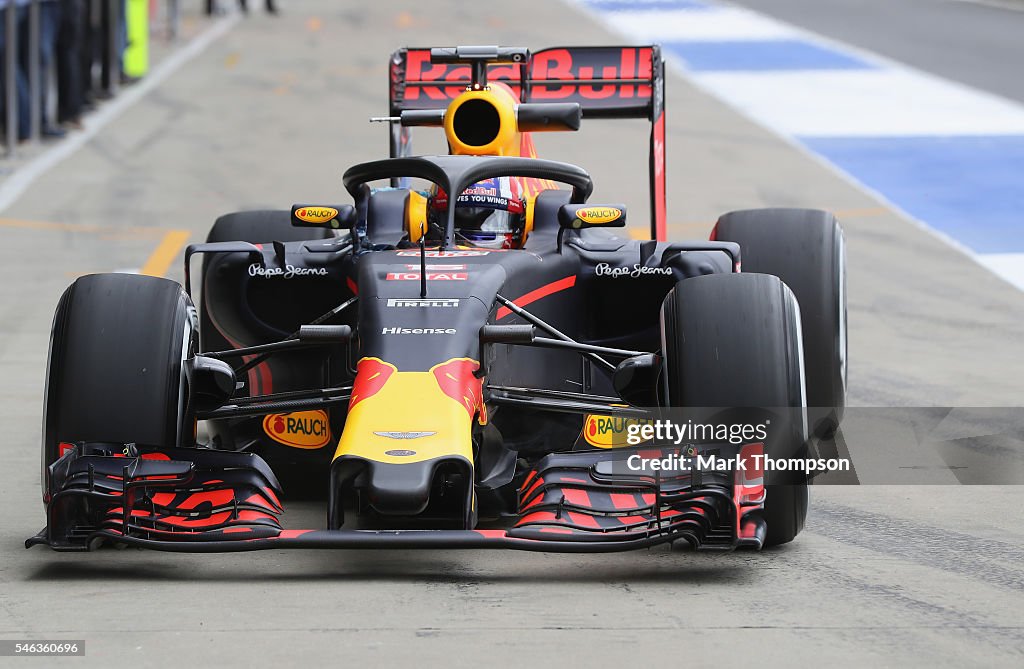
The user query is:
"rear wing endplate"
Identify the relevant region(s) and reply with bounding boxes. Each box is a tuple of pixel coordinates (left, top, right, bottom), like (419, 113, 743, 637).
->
(388, 46, 667, 240)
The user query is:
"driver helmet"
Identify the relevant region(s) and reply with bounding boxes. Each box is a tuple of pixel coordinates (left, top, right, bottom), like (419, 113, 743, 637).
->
(429, 176, 526, 249)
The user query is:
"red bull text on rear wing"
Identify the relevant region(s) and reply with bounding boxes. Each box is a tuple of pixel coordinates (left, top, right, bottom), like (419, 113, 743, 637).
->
(388, 46, 667, 240)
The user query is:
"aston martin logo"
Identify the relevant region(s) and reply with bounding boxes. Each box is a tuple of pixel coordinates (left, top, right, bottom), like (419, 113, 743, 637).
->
(373, 431, 436, 440)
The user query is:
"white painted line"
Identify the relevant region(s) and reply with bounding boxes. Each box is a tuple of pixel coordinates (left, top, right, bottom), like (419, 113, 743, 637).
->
(692, 69, 1024, 136)
(566, 0, 1024, 293)
(687, 76, 1024, 292)
(977, 254, 1024, 291)
(608, 7, 799, 42)
(0, 13, 241, 214)
(586, 0, 706, 6)
(948, 0, 1024, 11)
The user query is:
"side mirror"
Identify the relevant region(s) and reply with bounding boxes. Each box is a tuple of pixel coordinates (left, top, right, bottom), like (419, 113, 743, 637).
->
(613, 353, 661, 407)
(185, 356, 237, 413)
(290, 204, 356, 230)
(558, 204, 627, 229)
(516, 103, 582, 132)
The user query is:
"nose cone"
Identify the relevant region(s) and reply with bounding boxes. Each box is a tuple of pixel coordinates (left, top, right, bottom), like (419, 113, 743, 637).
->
(332, 357, 483, 521)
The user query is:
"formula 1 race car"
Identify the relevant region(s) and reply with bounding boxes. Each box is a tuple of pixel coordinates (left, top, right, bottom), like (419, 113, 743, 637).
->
(30, 46, 845, 554)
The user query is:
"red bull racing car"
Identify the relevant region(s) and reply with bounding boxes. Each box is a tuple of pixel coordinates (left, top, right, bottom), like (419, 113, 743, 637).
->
(30, 46, 846, 554)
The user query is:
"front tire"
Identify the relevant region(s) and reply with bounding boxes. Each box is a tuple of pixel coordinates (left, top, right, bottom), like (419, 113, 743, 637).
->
(42, 274, 197, 499)
(660, 272, 808, 546)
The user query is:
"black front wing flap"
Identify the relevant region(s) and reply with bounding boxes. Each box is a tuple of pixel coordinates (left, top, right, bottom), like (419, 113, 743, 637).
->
(28, 443, 766, 552)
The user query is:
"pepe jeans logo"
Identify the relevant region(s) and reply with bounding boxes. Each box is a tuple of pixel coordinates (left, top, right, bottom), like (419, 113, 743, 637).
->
(249, 263, 328, 279)
(595, 263, 673, 278)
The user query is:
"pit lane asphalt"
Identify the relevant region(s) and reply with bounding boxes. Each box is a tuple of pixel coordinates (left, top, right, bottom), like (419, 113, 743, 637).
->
(0, 2, 1021, 666)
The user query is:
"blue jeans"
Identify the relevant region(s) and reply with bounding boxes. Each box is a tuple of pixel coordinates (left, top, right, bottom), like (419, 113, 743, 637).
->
(32, 1, 63, 129)
(0, 5, 30, 139)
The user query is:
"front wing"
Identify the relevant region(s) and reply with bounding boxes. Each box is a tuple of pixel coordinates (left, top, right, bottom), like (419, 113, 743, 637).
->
(28, 442, 767, 553)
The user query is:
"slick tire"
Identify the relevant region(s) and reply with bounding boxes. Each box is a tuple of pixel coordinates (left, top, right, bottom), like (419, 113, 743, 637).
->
(200, 210, 334, 353)
(42, 274, 197, 499)
(713, 208, 846, 438)
(661, 272, 808, 547)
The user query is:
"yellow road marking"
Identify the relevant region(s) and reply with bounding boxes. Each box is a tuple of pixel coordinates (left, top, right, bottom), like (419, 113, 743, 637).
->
(2, 216, 191, 278)
(140, 229, 191, 278)
(0, 216, 169, 236)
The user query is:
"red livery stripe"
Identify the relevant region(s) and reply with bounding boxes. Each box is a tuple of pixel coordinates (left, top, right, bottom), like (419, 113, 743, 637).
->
(496, 275, 576, 319)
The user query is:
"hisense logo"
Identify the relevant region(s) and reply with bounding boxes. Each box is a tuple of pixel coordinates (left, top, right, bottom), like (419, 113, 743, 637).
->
(381, 327, 456, 335)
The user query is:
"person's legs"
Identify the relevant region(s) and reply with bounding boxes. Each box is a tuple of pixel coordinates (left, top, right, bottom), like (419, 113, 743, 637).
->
(80, 0, 96, 108)
(57, 0, 85, 125)
(13, 5, 31, 139)
(117, 0, 126, 77)
(38, 1, 64, 135)
(0, 11, 7, 138)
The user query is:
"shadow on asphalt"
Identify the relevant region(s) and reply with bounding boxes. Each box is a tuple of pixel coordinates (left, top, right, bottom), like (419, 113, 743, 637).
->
(22, 547, 771, 584)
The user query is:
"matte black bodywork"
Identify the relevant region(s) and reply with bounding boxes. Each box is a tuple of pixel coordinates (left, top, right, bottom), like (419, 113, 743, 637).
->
(198, 160, 734, 503)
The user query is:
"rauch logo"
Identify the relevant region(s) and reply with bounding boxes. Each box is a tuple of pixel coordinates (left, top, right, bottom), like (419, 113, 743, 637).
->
(262, 410, 331, 449)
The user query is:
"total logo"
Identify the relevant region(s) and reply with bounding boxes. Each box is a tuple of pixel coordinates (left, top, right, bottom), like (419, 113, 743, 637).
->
(382, 327, 456, 335)
(386, 272, 468, 281)
(395, 250, 489, 257)
(387, 298, 460, 308)
(262, 410, 331, 449)
(584, 415, 652, 448)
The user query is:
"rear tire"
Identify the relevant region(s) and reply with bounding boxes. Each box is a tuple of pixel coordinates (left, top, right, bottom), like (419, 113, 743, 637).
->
(200, 210, 334, 353)
(42, 274, 197, 498)
(205, 210, 335, 246)
(660, 272, 808, 546)
(198, 210, 340, 460)
(713, 208, 846, 437)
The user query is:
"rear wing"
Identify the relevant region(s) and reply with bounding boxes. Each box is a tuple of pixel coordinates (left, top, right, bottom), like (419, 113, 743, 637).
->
(388, 46, 667, 240)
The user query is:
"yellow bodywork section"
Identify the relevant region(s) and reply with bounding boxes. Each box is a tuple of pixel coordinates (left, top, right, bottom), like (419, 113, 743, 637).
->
(444, 86, 521, 157)
(405, 190, 429, 243)
(334, 367, 475, 466)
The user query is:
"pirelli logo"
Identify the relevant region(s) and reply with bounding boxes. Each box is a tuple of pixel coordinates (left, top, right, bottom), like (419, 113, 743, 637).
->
(386, 298, 461, 308)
